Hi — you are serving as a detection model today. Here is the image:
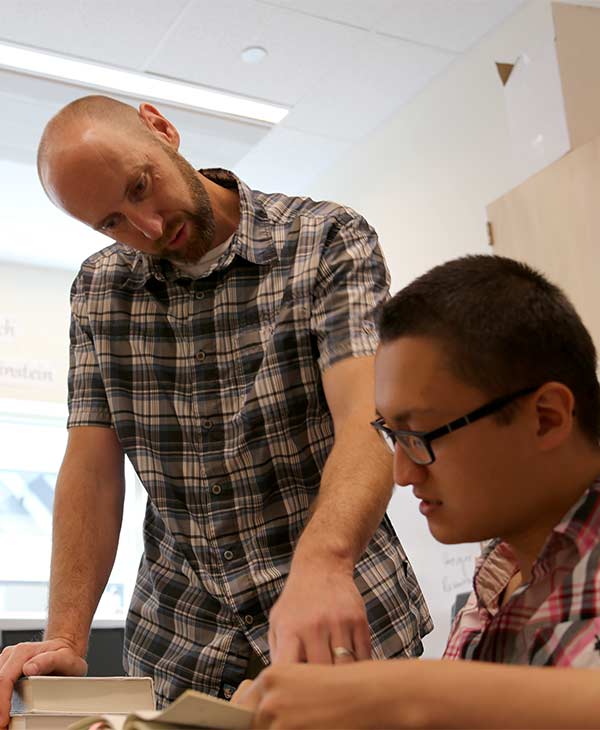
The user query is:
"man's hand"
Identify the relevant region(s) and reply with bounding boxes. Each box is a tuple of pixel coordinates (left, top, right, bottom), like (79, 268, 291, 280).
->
(230, 679, 255, 708)
(0, 639, 87, 728)
(268, 562, 371, 664)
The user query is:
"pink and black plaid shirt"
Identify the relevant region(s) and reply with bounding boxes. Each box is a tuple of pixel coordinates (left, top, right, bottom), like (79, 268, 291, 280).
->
(444, 478, 600, 666)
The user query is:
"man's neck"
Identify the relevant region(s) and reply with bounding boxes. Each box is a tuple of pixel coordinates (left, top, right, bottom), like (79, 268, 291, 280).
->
(201, 173, 241, 248)
(506, 452, 600, 581)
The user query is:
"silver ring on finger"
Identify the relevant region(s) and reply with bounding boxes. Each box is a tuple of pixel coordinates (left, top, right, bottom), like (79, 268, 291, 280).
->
(332, 646, 356, 660)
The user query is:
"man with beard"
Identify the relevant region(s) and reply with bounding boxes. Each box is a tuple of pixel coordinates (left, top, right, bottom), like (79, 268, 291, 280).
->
(0, 95, 430, 723)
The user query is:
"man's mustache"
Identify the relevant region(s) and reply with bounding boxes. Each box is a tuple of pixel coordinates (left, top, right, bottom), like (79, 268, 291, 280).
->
(158, 217, 187, 249)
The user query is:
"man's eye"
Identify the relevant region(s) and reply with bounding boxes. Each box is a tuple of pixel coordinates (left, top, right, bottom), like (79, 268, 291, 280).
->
(100, 216, 119, 232)
(132, 175, 147, 197)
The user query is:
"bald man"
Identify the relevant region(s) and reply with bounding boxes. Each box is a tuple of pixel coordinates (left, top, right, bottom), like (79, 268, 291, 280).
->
(0, 96, 430, 721)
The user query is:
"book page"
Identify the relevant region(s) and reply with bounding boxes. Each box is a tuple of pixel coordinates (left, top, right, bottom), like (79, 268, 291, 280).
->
(134, 690, 252, 730)
(69, 689, 252, 730)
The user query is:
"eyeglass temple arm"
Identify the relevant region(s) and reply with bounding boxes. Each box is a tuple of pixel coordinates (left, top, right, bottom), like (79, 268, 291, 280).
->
(425, 387, 537, 443)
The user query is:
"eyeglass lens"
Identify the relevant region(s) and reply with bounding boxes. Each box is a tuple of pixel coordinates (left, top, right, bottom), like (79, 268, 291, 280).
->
(378, 428, 432, 465)
(397, 434, 431, 465)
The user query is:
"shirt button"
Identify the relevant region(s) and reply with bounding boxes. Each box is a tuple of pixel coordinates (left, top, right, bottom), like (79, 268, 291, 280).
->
(223, 687, 233, 700)
(202, 419, 213, 430)
(244, 615, 254, 626)
(211, 484, 222, 495)
(223, 550, 234, 561)
(196, 350, 206, 362)
(194, 290, 205, 300)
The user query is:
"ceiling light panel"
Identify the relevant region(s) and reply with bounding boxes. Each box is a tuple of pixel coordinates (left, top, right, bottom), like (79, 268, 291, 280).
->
(0, 41, 288, 125)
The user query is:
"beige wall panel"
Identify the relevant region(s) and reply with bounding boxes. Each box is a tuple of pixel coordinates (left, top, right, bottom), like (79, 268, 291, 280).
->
(553, 2, 600, 150)
(487, 133, 600, 348)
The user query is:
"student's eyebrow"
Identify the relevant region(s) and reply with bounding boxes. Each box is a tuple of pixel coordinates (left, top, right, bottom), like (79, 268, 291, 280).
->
(376, 407, 437, 425)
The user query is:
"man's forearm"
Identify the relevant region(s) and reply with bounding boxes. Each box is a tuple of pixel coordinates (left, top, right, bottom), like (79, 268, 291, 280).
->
(293, 423, 392, 569)
(267, 356, 394, 663)
(45, 437, 125, 655)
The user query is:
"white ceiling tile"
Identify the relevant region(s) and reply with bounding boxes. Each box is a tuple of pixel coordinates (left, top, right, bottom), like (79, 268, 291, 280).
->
(0, 0, 190, 69)
(251, 1, 527, 52)
(234, 126, 351, 196)
(283, 34, 454, 140)
(375, 0, 528, 53)
(256, 0, 397, 29)
(147, 0, 366, 106)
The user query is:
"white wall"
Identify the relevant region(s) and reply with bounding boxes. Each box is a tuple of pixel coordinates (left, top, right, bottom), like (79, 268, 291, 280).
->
(307, 0, 587, 657)
(308, 0, 564, 290)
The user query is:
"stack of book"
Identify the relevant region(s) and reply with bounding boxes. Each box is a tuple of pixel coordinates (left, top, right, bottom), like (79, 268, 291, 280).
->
(9, 676, 253, 730)
(9, 677, 155, 730)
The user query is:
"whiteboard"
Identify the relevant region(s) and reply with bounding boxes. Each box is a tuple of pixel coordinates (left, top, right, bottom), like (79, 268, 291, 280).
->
(387, 486, 482, 658)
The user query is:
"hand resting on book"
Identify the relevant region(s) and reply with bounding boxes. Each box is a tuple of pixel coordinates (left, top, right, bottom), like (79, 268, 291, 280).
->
(0, 638, 87, 729)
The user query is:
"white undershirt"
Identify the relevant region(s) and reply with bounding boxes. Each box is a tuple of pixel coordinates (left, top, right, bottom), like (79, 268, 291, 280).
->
(176, 234, 234, 278)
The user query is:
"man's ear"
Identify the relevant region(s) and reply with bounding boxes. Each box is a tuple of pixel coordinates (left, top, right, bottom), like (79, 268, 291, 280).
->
(533, 382, 575, 452)
(138, 103, 180, 149)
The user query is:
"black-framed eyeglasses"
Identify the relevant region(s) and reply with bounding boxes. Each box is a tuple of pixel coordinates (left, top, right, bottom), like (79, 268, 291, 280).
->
(371, 386, 538, 465)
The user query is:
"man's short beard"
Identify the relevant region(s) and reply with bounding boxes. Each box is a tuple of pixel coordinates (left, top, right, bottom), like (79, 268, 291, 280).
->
(158, 144, 216, 264)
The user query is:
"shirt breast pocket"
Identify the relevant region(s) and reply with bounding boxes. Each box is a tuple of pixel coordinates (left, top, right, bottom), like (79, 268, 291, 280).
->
(234, 321, 276, 394)
(231, 299, 319, 431)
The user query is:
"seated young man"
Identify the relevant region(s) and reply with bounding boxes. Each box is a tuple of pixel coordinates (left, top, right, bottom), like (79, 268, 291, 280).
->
(234, 254, 600, 729)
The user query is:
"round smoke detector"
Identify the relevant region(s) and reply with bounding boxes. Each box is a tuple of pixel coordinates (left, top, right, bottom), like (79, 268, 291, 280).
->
(241, 46, 268, 64)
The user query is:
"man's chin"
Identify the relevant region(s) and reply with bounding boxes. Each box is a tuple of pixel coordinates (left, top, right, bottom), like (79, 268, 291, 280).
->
(158, 241, 208, 265)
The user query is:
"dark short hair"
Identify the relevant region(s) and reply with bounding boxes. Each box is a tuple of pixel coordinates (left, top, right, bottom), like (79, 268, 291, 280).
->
(377, 254, 600, 442)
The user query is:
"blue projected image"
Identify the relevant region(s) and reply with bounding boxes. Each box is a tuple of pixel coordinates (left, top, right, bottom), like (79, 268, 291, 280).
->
(0, 469, 57, 536)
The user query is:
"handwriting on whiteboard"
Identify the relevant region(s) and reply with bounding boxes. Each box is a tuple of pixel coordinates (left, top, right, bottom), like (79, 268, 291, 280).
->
(441, 552, 475, 593)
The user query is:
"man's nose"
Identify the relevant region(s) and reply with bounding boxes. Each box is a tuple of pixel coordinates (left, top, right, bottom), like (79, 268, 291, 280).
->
(393, 445, 427, 487)
(127, 206, 164, 240)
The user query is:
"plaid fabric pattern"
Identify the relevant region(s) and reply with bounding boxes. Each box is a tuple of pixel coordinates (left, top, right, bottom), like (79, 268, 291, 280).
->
(67, 169, 432, 705)
(444, 477, 600, 666)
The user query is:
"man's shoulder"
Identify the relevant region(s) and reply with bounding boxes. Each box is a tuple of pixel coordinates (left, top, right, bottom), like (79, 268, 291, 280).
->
(79, 241, 135, 269)
(256, 188, 364, 230)
(73, 242, 140, 294)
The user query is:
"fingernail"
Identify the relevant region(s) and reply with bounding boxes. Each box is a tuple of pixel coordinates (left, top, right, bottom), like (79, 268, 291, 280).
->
(24, 663, 39, 675)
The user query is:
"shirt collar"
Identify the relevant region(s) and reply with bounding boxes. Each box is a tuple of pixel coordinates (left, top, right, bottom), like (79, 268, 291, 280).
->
(550, 476, 600, 557)
(124, 168, 277, 287)
(472, 540, 519, 615)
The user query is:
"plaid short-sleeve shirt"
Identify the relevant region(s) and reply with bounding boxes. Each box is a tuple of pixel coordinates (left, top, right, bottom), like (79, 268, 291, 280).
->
(444, 477, 600, 666)
(67, 169, 432, 705)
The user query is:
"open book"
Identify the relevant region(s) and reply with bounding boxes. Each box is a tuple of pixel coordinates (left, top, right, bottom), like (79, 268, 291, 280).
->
(68, 689, 253, 730)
